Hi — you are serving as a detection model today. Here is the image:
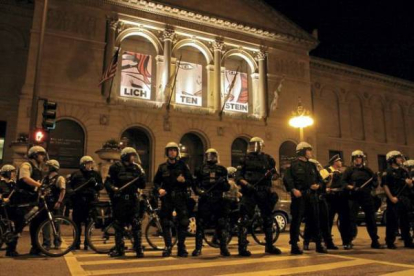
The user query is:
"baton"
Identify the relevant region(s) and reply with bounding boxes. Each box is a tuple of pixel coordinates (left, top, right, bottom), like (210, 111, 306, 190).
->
(73, 178, 94, 193)
(118, 176, 141, 192)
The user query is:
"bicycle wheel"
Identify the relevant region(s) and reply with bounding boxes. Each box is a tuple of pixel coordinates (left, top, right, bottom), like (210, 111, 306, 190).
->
(203, 228, 232, 248)
(86, 221, 116, 254)
(251, 216, 280, 246)
(36, 215, 79, 257)
(145, 217, 177, 250)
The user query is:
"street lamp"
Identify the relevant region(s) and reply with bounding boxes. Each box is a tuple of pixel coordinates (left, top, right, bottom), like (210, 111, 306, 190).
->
(289, 98, 314, 141)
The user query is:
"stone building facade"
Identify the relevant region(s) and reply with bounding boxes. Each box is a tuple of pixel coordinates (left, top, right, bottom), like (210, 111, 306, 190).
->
(0, 0, 413, 180)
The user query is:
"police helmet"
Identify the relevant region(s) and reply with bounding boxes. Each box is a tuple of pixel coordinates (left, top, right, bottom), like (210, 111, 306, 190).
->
(296, 142, 313, 157)
(165, 142, 180, 160)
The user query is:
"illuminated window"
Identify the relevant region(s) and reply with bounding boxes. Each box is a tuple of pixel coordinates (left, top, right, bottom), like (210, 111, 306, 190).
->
(173, 46, 207, 107)
(222, 56, 251, 114)
(119, 35, 158, 101)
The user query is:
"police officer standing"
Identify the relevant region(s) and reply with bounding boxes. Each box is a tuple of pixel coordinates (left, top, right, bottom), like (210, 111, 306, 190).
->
(70, 156, 103, 250)
(42, 160, 66, 249)
(236, 137, 281, 256)
(105, 147, 146, 257)
(0, 165, 23, 257)
(342, 150, 383, 249)
(192, 149, 231, 257)
(283, 142, 327, 255)
(17, 146, 47, 255)
(382, 151, 414, 249)
(154, 142, 193, 257)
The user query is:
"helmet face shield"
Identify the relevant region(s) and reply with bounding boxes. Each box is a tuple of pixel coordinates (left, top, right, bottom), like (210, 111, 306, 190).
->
(248, 141, 263, 153)
(206, 152, 218, 163)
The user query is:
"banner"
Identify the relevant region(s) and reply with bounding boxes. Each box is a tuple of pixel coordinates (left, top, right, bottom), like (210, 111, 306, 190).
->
(175, 62, 202, 106)
(224, 70, 248, 113)
(120, 51, 152, 100)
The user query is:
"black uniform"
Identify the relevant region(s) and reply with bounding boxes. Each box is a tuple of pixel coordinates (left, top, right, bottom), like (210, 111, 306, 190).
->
(382, 167, 413, 246)
(153, 160, 193, 253)
(69, 169, 103, 248)
(325, 167, 352, 245)
(16, 161, 44, 252)
(342, 165, 379, 243)
(236, 152, 279, 254)
(0, 178, 24, 255)
(193, 163, 230, 255)
(284, 158, 323, 246)
(105, 161, 146, 255)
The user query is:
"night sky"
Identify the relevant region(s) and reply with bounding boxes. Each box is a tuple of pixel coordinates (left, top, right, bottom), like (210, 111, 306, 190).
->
(265, 0, 414, 82)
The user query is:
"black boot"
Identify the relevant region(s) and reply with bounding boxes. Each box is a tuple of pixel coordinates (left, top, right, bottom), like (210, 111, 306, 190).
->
(109, 232, 125, 257)
(387, 243, 397, 249)
(162, 225, 173, 257)
(264, 228, 281, 255)
(238, 227, 251, 257)
(343, 243, 353, 250)
(29, 246, 41, 256)
(192, 229, 203, 256)
(316, 243, 328, 254)
(177, 228, 188, 257)
(325, 240, 339, 250)
(219, 230, 231, 257)
(371, 240, 384, 249)
(6, 240, 19, 257)
(132, 222, 144, 258)
(291, 243, 303, 255)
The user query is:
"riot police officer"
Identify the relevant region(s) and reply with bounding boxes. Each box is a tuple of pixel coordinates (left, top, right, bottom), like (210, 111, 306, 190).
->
(42, 160, 66, 249)
(105, 147, 146, 257)
(17, 146, 47, 255)
(342, 150, 383, 249)
(70, 156, 103, 250)
(0, 165, 24, 257)
(192, 148, 231, 257)
(283, 142, 327, 255)
(303, 158, 337, 251)
(154, 142, 193, 257)
(236, 137, 281, 256)
(323, 155, 352, 249)
(382, 151, 414, 249)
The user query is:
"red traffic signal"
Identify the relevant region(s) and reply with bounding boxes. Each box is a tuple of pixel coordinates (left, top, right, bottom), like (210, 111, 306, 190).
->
(33, 129, 47, 144)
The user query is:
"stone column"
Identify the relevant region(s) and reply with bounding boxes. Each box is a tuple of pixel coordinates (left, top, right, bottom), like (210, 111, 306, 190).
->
(212, 40, 224, 111)
(256, 51, 268, 119)
(251, 73, 260, 116)
(206, 64, 215, 109)
(162, 28, 175, 103)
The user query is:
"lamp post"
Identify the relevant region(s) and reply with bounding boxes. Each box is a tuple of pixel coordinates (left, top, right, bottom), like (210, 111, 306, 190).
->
(289, 98, 314, 141)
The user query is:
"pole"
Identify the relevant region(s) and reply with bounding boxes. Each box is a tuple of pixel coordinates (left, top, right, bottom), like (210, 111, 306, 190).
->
(29, 0, 49, 140)
(299, 127, 304, 141)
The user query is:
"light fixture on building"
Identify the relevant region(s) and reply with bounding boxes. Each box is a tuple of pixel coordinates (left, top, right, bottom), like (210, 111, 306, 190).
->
(289, 97, 314, 141)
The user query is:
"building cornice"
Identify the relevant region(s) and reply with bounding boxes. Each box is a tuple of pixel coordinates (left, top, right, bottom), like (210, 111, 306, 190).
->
(310, 57, 414, 91)
(62, 0, 318, 50)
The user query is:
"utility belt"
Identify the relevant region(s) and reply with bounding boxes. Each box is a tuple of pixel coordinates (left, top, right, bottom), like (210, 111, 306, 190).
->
(114, 193, 138, 201)
(169, 190, 189, 198)
(202, 191, 223, 199)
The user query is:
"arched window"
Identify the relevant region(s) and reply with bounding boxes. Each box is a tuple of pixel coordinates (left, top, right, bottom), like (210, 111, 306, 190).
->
(48, 119, 85, 168)
(121, 127, 152, 179)
(119, 35, 158, 102)
(279, 141, 297, 176)
(172, 41, 211, 108)
(179, 132, 206, 174)
(231, 137, 249, 167)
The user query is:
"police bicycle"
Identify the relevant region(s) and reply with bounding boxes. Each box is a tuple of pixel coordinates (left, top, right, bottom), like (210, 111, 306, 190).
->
(203, 204, 280, 248)
(0, 187, 79, 257)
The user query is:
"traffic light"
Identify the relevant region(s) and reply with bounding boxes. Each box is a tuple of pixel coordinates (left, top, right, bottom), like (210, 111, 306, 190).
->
(33, 128, 47, 144)
(42, 100, 57, 130)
